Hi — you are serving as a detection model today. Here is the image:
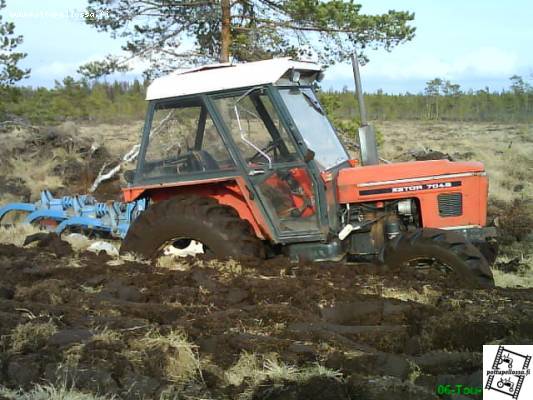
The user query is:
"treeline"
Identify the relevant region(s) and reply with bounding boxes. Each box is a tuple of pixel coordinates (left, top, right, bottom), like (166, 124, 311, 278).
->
(1, 75, 532, 125)
(321, 75, 533, 123)
(2, 77, 147, 124)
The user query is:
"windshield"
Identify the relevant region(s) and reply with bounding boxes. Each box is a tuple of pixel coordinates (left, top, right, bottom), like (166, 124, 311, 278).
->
(279, 87, 349, 170)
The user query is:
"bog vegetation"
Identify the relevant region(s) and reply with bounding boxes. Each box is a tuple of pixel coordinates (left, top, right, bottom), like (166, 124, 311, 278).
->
(1, 74, 532, 126)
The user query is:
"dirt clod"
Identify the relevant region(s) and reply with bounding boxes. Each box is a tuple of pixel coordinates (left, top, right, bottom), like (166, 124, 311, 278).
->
(23, 232, 73, 257)
(0, 238, 532, 398)
(48, 329, 93, 347)
(252, 377, 354, 400)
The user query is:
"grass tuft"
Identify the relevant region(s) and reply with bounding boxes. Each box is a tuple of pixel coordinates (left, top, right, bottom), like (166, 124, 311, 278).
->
(225, 352, 342, 390)
(135, 329, 201, 384)
(10, 320, 58, 353)
(206, 259, 244, 278)
(90, 327, 122, 344)
(0, 225, 44, 247)
(224, 352, 261, 386)
(0, 383, 115, 399)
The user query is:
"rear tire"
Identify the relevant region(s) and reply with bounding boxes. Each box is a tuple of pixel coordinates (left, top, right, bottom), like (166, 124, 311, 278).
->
(385, 228, 495, 288)
(121, 195, 264, 261)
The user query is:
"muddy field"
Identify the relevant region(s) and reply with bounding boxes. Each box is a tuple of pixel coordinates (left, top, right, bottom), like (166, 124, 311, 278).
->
(0, 120, 532, 399)
(0, 240, 532, 399)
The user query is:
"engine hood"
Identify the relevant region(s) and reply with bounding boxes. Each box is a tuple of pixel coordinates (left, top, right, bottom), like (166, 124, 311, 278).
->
(336, 160, 485, 203)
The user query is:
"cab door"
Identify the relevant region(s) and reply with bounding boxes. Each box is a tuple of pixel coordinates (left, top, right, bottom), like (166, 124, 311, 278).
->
(210, 88, 323, 241)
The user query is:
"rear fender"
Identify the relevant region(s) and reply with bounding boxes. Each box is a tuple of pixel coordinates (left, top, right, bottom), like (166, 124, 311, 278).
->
(122, 178, 271, 240)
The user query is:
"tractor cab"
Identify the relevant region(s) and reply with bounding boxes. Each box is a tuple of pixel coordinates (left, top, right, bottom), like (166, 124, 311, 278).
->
(128, 59, 345, 245)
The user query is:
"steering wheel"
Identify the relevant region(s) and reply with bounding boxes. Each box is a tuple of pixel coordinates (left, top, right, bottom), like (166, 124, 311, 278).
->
(162, 151, 220, 173)
(247, 139, 282, 164)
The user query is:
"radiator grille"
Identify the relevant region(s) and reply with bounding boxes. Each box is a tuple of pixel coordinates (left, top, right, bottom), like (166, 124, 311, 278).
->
(438, 193, 463, 217)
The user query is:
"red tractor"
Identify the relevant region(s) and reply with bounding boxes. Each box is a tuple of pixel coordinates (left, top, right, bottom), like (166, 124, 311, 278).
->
(116, 58, 495, 287)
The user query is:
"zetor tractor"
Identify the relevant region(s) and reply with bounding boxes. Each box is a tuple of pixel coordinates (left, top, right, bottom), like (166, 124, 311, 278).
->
(0, 58, 497, 287)
(120, 57, 496, 287)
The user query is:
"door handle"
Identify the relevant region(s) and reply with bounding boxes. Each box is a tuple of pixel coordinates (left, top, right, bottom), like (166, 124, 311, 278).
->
(249, 169, 265, 176)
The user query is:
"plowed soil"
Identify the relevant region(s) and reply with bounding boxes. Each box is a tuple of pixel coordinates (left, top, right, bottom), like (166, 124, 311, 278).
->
(1, 240, 532, 399)
(1, 121, 532, 398)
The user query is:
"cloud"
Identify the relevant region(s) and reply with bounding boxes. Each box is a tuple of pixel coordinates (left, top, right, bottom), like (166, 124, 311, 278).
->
(327, 46, 521, 83)
(31, 53, 147, 83)
(32, 60, 81, 77)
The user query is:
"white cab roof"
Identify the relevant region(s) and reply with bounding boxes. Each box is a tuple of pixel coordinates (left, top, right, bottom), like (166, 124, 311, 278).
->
(146, 58, 323, 101)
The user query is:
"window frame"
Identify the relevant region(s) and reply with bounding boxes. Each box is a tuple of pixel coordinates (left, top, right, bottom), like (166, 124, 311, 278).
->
(134, 95, 240, 186)
(275, 85, 351, 172)
(208, 86, 329, 241)
(208, 87, 306, 171)
(132, 87, 331, 244)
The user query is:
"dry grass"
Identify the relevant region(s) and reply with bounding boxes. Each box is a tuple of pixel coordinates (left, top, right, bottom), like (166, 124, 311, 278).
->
(493, 269, 533, 288)
(206, 259, 244, 278)
(0, 383, 115, 400)
(90, 327, 122, 344)
(9, 320, 58, 353)
(224, 352, 262, 386)
(156, 255, 192, 271)
(379, 285, 442, 305)
(377, 121, 533, 203)
(225, 352, 342, 389)
(8, 156, 64, 200)
(299, 362, 344, 381)
(263, 357, 300, 381)
(62, 343, 85, 370)
(492, 254, 533, 288)
(0, 225, 43, 247)
(107, 252, 151, 266)
(133, 329, 201, 384)
(79, 285, 103, 294)
(79, 122, 143, 158)
(0, 193, 25, 205)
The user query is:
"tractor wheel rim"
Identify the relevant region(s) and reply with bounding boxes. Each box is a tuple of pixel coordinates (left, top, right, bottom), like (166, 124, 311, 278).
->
(158, 238, 206, 259)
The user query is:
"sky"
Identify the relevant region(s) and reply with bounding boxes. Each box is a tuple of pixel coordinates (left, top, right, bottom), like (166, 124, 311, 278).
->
(3, 0, 533, 93)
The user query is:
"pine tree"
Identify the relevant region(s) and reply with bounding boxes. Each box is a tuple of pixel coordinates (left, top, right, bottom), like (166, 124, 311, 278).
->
(81, 0, 415, 79)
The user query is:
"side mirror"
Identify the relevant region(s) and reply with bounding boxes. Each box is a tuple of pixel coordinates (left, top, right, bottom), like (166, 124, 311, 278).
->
(124, 170, 135, 184)
(304, 149, 315, 163)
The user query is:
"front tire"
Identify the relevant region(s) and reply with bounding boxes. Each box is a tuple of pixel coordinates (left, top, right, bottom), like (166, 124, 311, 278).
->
(121, 195, 264, 261)
(385, 228, 495, 288)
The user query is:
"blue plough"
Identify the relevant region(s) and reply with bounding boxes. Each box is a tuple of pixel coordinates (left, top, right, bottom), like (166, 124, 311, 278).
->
(0, 190, 147, 239)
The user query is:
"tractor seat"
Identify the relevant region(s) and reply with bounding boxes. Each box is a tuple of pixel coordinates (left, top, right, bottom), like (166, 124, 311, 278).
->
(189, 150, 220, 172)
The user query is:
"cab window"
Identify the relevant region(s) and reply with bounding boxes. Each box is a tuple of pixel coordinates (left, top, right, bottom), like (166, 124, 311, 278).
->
(141, 99, 235, 179)
(213, 90, 298, 167)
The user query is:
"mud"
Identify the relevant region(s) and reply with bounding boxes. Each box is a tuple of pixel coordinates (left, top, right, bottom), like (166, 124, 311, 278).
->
(491, 198, 533, 243)
(0, 121, 532, 397)
(0, 244, 532, 399)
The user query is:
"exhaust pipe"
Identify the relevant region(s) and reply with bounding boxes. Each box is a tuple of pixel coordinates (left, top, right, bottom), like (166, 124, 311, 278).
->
(351, 51, 379, 165)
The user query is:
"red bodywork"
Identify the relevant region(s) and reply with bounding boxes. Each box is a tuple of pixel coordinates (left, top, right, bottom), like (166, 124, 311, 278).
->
(337, 160, 488, 228)
(123, 176, 272, 240)
(122, 159, 488, 239)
